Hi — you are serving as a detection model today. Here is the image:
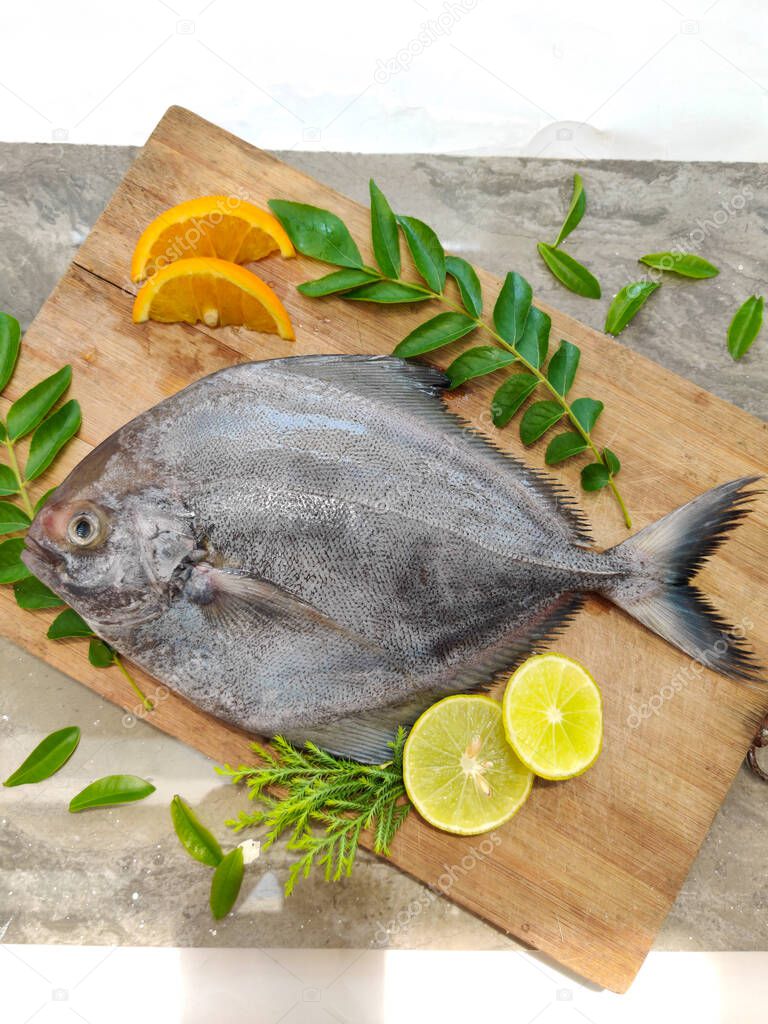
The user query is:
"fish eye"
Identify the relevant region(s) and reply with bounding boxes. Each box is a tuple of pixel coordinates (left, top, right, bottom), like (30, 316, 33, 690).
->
(66, 509, 105, 548)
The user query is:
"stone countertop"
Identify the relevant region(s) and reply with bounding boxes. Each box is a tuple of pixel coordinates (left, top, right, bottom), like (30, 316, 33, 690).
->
(0, 144, 766, 955)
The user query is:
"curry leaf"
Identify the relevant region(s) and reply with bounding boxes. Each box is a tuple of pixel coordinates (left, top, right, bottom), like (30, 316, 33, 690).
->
(24, 399, 81, 481)
(545, 432, 589, 465)
(3, 726, 80, 787)
(639, 252, 719, 279)
(727, 295, 764, 361)
(603, 448, 621, 475)
(0, 312, 21, 392)
(537, 243, 601, 299)
(491, 373, 539, 428)
(445, 346, 517, 389)
(69, 774, 156, 813)
(88, 637, 115, 668)
(393, 312, 476, 358)
(516, 307, 551, 369)
(0, 500, 30, 535)
(0, 537, 30, 583)
(369, 180, 401, 278)
(297, 269, 378, 297)
(605, 281, 659, 336)
(520, 400, 564, 444)
(570, 397, 604, 433)
(47, 608, 94, 640)
(210, 846, 245, 919)
(171, 794, 224, 867)
(493, 271, 533, 347)
(554, 173, 586, 247)
(397, 216, 446, 293)
(546, 340, 580, 396)
(7, 366, 71, 441)
(0, 465, 19, 496)
(13, 576, 64, 609)
(581, 462, 611, 491)
(268, 200, 362, 268)
(343, 281, 430, 304)
(445, 255, 483, 318)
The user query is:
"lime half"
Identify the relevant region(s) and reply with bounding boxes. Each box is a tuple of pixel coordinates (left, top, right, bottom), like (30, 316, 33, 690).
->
(502, 654, 603, 780)
(403, 695, 534, 836)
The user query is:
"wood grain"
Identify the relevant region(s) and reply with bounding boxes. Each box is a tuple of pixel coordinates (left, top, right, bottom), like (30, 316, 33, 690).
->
(2, 106, 766, 992)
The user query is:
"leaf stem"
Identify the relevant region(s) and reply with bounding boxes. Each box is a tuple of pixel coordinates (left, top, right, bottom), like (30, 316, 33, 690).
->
(113, 654, 154, 712)
(360, 264, 632, 529)
(2, 433, 35, 518)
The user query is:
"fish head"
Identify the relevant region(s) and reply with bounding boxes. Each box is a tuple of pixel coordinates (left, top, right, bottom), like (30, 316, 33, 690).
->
(21, 440, 197, 631)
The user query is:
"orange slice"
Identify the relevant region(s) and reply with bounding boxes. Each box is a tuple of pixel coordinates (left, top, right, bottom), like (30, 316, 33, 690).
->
(131, 195, 295, 282)
(132, 257, 294, 339)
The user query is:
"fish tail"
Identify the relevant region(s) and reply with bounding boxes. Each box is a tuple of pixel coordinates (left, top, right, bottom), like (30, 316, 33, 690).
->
(604, 476, 763, 682)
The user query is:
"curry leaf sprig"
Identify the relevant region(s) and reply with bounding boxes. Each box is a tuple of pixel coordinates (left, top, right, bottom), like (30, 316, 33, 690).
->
(536, 174, 601, 299)
(0, 312, 151, 710)
(269, 187, 632, 527)
(219, 731, 410, 895)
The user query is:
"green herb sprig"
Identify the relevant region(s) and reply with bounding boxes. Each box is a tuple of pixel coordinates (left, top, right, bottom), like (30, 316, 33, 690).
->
(170, 794, 247, 919)
(219, 731, 410, 895)
(0, 311, 152, 709)
(537, 174, 601, 298)
(270, 186, 631, 527)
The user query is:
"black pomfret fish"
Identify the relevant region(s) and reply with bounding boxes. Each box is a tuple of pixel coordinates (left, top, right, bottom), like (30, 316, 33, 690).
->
(22, 355, 761, 761)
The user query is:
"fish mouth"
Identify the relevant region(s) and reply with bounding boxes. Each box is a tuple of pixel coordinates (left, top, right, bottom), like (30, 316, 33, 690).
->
(21, 536, 66, 583)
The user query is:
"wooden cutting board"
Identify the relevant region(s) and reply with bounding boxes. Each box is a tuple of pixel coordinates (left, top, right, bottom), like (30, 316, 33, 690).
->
(2, 106, 766, 992)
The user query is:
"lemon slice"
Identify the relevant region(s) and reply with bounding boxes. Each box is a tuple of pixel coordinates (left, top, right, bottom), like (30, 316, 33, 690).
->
(502, 654, 603, 780)
(403, 695, 533, 836)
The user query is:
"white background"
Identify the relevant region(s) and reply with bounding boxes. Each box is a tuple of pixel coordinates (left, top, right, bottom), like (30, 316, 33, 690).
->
(1, 0, 766, 159)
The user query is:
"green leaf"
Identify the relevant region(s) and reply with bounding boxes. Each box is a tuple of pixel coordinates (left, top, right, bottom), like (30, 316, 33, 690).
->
(0, 465, 19, 496)
(0, 537, 30, 583)
(445, 255, 483, 318)
(570, 397, 604, 433)
(69, 774, 156, 813)
(3, 726, 80, 787)
(520, 400, 564, 444)
(393, 312, 476, 359)
(33, 488, 57, 515)
(581, 462, 611, 491)
(47, 608, 94, 640)
(0, 500, 30, 535)
(397, 216, 446, 293)
(546, 340, 580, 396)
(491, 373, 539, 428)
(13, 575, 64, 609)
(545, 431, 589, 464)
(267, 200, 362, 268)
(493, 272, 532, 346)
(537, 243, 601, 299)
(727, 295, 764, 361)
(88, 637, 115, 667)
(0, 312, 21, 393)
(210, 846, 245, 919)
(171, 794, 224, 867)
(7, 366, 72, 441)
(603, 448, 621, 475)
(516, 307, 551, 368)
(24, 399, 81, 481)
(554, 173, 586, 247)
(445, 346, 517, 389)
(297, 269, 378, 297)
(369, 180, 401, 278)
(639, 252, 719, 279)
(605, 281, 659, 336)
(343, 281, 431, 304)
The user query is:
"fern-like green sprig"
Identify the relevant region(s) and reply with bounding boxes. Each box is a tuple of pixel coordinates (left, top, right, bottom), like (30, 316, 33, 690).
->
(218, 730, 410, 894)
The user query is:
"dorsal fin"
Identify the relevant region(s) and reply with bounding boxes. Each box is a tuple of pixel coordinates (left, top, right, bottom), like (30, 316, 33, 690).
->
(265, 354, 592, 547)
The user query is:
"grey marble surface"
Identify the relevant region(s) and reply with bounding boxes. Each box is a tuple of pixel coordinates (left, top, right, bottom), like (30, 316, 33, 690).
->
(0, 144, 765, 955)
